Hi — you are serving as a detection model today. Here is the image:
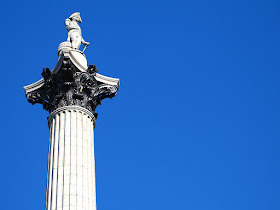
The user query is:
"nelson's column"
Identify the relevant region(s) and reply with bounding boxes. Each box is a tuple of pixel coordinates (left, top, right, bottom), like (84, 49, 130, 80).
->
(24, 12, 120, 210)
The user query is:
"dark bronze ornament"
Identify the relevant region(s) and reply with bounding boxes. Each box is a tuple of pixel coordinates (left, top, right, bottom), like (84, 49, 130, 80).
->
(26, 58, 118, 116)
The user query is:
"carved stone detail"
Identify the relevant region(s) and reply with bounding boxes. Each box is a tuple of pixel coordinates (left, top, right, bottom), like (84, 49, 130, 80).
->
(26, 58, 118, 115)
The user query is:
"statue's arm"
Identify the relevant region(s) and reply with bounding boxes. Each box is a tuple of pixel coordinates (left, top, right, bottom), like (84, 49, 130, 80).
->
(82, 37, 90, 46)
(66, 30, 71, 42)
(65, 18, 71, 42)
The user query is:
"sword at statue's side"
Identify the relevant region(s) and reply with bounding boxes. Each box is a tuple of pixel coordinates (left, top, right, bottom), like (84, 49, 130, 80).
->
(82, 45, 87, 53)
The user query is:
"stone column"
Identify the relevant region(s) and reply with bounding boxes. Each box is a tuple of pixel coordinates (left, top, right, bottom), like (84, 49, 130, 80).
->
(45, 106, 96, 210)
(24, 50, 119, 210)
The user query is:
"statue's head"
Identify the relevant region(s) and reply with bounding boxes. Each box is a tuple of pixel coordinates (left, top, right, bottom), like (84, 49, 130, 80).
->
(69, 12, 82, 23)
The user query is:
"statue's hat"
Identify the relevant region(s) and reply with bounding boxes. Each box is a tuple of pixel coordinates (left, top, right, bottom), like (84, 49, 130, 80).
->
(69, 12, 81, 19)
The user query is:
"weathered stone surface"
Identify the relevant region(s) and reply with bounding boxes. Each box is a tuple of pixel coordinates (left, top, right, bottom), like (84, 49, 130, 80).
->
(46, 107, 96, 210)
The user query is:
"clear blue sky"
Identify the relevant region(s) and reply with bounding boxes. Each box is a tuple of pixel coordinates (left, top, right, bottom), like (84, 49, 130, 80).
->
(0, 0, 279, 209)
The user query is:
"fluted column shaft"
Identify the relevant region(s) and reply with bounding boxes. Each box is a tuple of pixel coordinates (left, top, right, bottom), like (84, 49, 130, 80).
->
(45, 106, 96, 210)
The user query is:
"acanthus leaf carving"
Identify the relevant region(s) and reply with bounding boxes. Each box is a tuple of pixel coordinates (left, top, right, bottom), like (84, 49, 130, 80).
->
(26, 58, 118, 115)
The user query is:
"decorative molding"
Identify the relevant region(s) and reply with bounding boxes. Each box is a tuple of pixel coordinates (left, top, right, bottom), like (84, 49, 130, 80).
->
(25, 56, 119, 116)
(24, 52, 120, 94)
(48, 105, 96, 128)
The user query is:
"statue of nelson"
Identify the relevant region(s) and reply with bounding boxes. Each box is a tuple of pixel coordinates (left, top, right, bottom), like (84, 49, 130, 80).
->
(65, 12, 90, 50)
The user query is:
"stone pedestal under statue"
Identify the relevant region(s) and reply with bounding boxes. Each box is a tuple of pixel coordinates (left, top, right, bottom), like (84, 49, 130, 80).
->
(24, 12, 119, 210)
